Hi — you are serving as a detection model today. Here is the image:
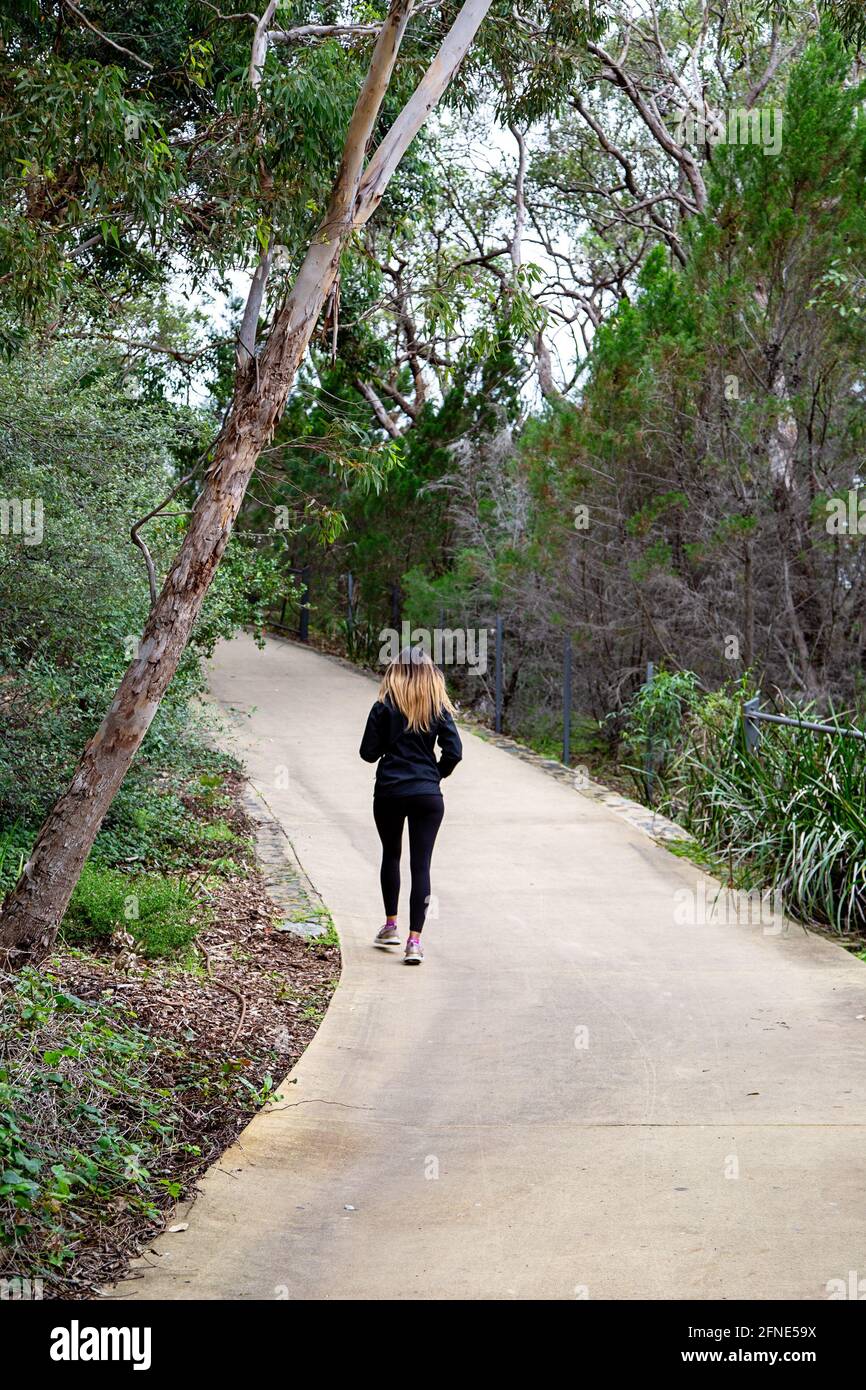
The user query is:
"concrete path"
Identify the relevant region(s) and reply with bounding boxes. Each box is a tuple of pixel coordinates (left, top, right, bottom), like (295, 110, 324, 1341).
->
(118, 633, 866, 1301)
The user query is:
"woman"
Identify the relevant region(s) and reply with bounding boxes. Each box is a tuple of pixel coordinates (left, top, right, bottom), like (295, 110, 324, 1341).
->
(360, 646, 462, 964)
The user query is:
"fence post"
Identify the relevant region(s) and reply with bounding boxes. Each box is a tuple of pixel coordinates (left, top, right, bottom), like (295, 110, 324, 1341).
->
(562, 635, 572, 766)
(347, 571, 354, 639)
(743, 696, 761, 754)
(299, 566, 310, 642)
(644, 660, 655, 805)
(495, 616, 503, 734)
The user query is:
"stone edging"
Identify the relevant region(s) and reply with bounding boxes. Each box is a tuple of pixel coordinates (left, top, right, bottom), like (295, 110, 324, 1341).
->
(239, 779, 333, 939)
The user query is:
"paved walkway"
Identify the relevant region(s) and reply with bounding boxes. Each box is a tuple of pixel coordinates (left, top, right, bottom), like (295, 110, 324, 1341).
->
(118, 633, 866, 1300)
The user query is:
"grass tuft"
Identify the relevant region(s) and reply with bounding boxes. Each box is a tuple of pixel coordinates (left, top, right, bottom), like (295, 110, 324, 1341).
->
(620, 673, 866, 933)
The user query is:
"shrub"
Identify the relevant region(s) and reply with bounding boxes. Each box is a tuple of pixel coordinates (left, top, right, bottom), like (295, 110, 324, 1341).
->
(0, 968, 184, 1273)
(62, 864, 201, 958)
(0, 341, 277, 865)
(619, 675, 866, 933)
(0, 825, 29, 898)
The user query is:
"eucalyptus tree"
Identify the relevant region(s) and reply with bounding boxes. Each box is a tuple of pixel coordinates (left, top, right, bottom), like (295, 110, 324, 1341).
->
(0, 0, 603, 962)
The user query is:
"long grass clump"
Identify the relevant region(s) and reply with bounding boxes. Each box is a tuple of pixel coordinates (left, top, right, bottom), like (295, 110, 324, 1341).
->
(619, 673, 866, 934)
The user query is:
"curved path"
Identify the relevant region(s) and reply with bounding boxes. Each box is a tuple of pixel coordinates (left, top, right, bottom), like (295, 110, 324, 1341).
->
(119, 633, 866, 1300)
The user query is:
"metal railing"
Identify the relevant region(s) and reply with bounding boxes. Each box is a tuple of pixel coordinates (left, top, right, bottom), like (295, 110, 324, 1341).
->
(742, 696, 866, 752)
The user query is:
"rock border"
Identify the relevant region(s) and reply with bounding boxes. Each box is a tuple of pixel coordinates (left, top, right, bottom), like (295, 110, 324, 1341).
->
(238, 779, 332, 940)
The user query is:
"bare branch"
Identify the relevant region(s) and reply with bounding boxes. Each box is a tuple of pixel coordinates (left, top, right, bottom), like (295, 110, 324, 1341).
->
(374, 374, 417, 421)
(248, 0, 277, 86)
(570, 94, 686, 266)
(130, 471, 198, 609)
(269, 3, 439, 48)
(355, 0, 494, 226)
(355, 378, 404, 437)
(237, 2, 278, 365)
(271, 23, 380, 46)
(508, 123, 527, 275)
(61, 330, 215, 364)
(587, 40, 707, 214)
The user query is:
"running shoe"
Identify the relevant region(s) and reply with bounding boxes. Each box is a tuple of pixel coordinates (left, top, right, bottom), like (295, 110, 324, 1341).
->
(374, 923, 400, 947)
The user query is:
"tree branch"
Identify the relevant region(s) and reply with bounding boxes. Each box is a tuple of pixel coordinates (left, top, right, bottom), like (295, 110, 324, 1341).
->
(61, 1, 153, 70)
(355, 378, 404, 437)
(62, 330, 215, 364)
(508, 122, 527, 275)
(587, 40, 707, 214)
(130, 472, 197, 609)
(325, 0, 418, 233)
(569, 93, 686, 265)
(374, 374, 417, 420)
(354, 0, 494, 227)
(270, 23, 380, 45)
(237, 1, 278, 366)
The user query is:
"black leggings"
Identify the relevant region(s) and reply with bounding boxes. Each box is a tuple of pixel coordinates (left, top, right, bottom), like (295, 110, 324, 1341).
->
(373, 794, 444, 934)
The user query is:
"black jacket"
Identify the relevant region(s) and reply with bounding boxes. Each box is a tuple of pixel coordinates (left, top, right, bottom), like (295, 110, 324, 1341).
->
(360, 697, 463, 797)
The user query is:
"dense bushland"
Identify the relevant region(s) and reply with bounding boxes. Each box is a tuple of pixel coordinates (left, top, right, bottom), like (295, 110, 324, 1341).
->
(0, 967, 282, 1284)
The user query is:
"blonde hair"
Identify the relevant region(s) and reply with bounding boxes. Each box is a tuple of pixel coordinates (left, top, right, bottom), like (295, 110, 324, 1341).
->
(379, 646, 456, 733)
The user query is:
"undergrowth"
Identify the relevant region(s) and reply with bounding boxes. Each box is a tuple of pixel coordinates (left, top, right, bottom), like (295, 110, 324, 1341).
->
(0, 967, 282, 1288)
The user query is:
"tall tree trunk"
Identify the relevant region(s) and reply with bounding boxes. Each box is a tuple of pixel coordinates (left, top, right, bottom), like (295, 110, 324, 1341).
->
(0, 237, 342, 963)
(0, 0, 493, 964)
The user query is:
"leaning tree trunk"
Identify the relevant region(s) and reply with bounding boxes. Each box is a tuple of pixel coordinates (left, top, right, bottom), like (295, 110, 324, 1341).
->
(0, 0, 493, 965)
(0, 234, 343, 963)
